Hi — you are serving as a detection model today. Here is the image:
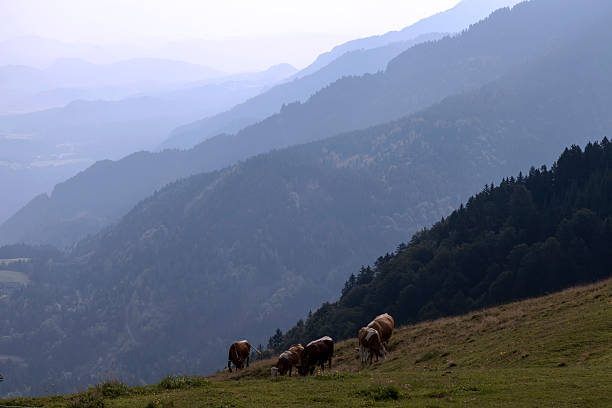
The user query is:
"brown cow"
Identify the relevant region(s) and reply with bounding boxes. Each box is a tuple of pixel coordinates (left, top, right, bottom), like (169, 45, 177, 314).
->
(227, 340, 261, 373)
(276, 350, 298, 376)
(367, 313, 394, 345)
(272, 344, 303, 377)
(299, 336, 334, 376)
(358, 327, 386, 365)
(288, 344, 304, 364)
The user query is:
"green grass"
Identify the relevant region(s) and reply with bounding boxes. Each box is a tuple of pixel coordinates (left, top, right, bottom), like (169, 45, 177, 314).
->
(0, 270, 30, 285)
(2, 279, 611, 407)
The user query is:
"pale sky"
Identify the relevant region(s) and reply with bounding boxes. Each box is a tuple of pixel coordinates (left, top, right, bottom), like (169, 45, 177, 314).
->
(0, 0, 462, 71)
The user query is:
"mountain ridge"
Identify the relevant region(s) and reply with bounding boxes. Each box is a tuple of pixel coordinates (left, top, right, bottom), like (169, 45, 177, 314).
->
(1, 0, 594, 247)
(0, 62, 296, 225)
(292, 0, 523, 79)
(161, 32, 446, 150)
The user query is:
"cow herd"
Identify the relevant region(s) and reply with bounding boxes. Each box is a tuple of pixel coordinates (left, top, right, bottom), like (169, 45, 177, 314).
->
(227, 313, 395, 377)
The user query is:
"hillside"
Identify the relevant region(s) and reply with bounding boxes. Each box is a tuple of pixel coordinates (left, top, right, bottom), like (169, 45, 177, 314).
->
(278, 139, 612, 347)
(2, 279, 610, 407)
(164, 0, 524, 150)
(163, 0, 591, 152)
(0, 63, 295, 225)
(0, 129, 610, 398)
(292, 0, 522, 79)
(161, 32, 445, 150)
(1, 0, 591, 247)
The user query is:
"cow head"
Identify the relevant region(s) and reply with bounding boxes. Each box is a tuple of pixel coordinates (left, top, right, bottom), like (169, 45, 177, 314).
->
(228, 359, 244, 373)
(379, 345, 387, 360)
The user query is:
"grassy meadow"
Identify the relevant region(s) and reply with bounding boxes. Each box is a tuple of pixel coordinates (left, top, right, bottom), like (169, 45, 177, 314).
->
(2, 278, 610, 407)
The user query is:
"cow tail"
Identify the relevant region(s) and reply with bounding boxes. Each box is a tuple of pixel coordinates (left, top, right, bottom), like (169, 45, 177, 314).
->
(250, 344, 262, 355)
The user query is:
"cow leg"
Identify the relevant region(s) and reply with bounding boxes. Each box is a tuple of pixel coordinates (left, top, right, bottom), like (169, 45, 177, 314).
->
(246, 355, 250, 367)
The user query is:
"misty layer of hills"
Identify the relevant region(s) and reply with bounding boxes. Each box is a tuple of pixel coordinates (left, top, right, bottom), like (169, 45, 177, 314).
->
(161, 32, 446, 150)
(0, 62, 296, 224)
(1, 0, 612, 397)
(294, 0, 523, 78)
(162, 0, 524, 150)
(0, 0, 557, 247)
(0, 0, 506, 230)
(0, 58, 223, 114)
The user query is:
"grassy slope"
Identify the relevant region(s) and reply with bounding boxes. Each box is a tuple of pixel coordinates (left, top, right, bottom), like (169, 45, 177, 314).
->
(3, 279, 611, 407)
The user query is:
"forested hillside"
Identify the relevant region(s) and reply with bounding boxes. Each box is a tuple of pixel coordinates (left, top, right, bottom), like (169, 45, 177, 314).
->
(278, 139, 612, 348)
(167, 0, 523, 150)
(1, 0, 599, 247)
(161, 32, 445, 150)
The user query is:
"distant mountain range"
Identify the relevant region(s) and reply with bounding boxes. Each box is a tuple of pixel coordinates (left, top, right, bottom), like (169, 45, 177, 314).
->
(0, 0, 536, 247)
(0, 33, 350, 73)
(0, 63, 296, 224)
(1, 0, 612, 396)
(0, 57, 225, 113)
(162, 0, 524, 150)
(293, 0, 523, 79)
(161, 32, 446, 150)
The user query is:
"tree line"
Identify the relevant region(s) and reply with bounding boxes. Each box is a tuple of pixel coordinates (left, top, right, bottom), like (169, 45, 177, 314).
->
(270, 138, 612, 352)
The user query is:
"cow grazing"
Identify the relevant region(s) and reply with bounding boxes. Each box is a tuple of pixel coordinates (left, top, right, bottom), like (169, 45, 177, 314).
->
(299, 336, 334, 376)
(367, 313, 395, 345)
(288, 343, 304, 358)
(358, 327, 386, 365)
(275, 343, 305, 376)
(227, 340, 261, 373)
(276, 350, 298, 376)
